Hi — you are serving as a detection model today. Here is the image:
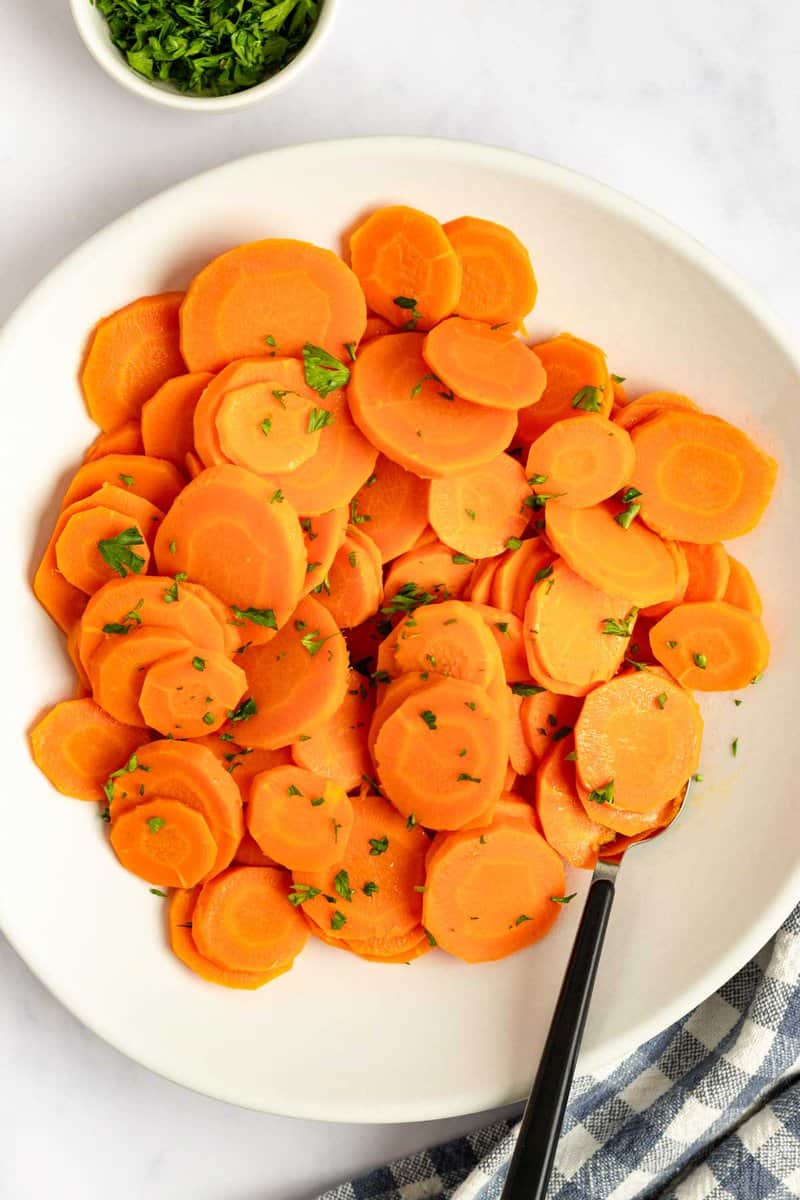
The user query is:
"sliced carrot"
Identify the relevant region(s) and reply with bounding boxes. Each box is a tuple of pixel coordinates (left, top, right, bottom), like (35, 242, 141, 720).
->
(373, 676, 509, 829)
(54, 507, 151, 596)
(110, 798, 217, 888)
(169, 887, 287, 989)
(443, 216, 537, 326)
(349, 205, 461, 330)
(139, 648, 247, 737)
(349, 455, 430, 562)
(191, 865, 309, 972)
(291, 667, 375, 791)
(490, 538, 555, 618)
(267, 386, 378, 516)
(348, 333, 516, 479)
(61, 454, 184, 512)
(613, 391, 699, 432)
(427, 453, 530, 558)
(409, 524, 439, 551)
(316, 527, 383, 628)
(649, 600, 770, 690)
(34, 485, 163, 634)
(518, 689, 582, 762)
(362, 314, 396, 342)
(515, 333, 610, 447)
(535, 735, 608, 870)
(545, 500, 681, 607)
(233, 831, 278, 868)
(67, 621, 92, 695)
(466, 603, 529, 682)
(575, 670, 702, 812)
(89, 625, 193, 726)
(191, 733, 292, 799)
(81, 292, 185, 430)
(141, 372, 213, 468)
(383, 539, 476, 605)
(293, 791, 428, 941)
(723, 556, 763, 618)
(379, 599, 505, 691)
(422, 319, 546, 411)
(247, 765, 354, 871)
(235, 595, 348, 749)
(338, 927, 432, 964)
(507, 690, 535, 777)
(30, 698, 147, 802)
(78, 575, 228, 674)
(185, 451, 203, 479)
(601, 788, 686, 860)
(84, 420, 144, 462)
(423, 817, 565, 962)
(108, 739, 243, 880)
(368, 671, 432, 760)
(630, 412, 778, 542)
(683, 542, 731, 602)
(180, 239, 366, 372)
(525, 415, 635, 508)
(468, 557, 502, 605)
(179, 581, 243, 656)
(640, 541, 689, 620)
(524, 559, 636, 696)
(300, 506, 349, 597)
(154, 464, 306, 622)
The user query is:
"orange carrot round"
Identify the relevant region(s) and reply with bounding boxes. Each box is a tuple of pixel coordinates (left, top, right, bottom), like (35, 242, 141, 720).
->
(247, 765, 354, 871)
(89, 625, 194, 726)
(640, 541, 689, 620)
(81, 292, 185, 430)
(466, 603, 530, 683)
(300, 506, 349, 597)
(490, 538, 555, 618)
(141, 372, 213, 467)
(191, 865, 309, 973)
(349, 455, 430, 562)
(507, 690, 535, 777)
(649, 600, 770, 690)
(613, 391, 698, 432)
(192, 732, 293, 801)
(169, 887, 288, 989)
(55, 508, 151, 596)
(682, 542, 731, 602)
(316, 527, 383, 628)
(61, 454, 184, 513)
(139, 648, 247, 737)
(427, 453, 530, 558)
(525, 415, 635, 508)
(383, 539, 476, 605)
(443, 216, 537, 326)
(468, 557, 502, 605)
(379, 599, 504, 691)
(423, 318, 546, 410)
(110, 798, 217, 888)
(84, 420, 144, 461)
(723, 556, 762, 618)
(515, 333, 610, 447)
(518, 689, 581, 762)
(30, 698, 148, 802)
(535, 735, 607, 870)
(291, 667, 375, 791)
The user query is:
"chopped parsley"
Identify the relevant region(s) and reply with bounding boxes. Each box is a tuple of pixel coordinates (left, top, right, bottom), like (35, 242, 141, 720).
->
(302, 343, 350, 398)
(97, 526, 146, 578)
(368, 836, 389, 856)
(693, 653, 708, 669)
(656, 692, 668, 709)
(731, 737, 739, 757)
(229, 697, 257, 722)
(260, 416, 272, 437)
(420, 710, 437, 730)
(452, 553, 474, 565)
(602, 608, 639, 637)
(363, 881, 379, 897)
(510, 683, 546, 697)
(146, 816, 165, 834)
(330, 911, 347, 931)
(102, 597, 144, 635)
(192, 656, 206, 672)
(300, 628, 332, 656)
(571, 385, 605, 412)
(333, 869, 353, 902)
(288, 883, 320, 907)
(349, 496, 372, 525)
(551, 893, 577, 904)
(588, 781, 615, 805)
(534, 564, 554, 583)
(457, 772, 481, 783)
(308, 406, 335, 433)
(505, 537, 523, 551)
(231, 605, 277, 629)
(393, 295, 422, 329)
(118, 472, 135, 487)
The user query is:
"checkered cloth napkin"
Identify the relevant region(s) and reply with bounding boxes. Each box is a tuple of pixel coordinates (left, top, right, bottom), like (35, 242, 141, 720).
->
(318, 904, 800, 1200)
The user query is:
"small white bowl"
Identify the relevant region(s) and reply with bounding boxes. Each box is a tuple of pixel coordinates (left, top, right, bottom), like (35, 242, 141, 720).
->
(70, 0, 337, 112)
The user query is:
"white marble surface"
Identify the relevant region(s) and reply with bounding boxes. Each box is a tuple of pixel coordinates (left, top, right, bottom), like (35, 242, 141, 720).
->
(2, 2, 798, 1197)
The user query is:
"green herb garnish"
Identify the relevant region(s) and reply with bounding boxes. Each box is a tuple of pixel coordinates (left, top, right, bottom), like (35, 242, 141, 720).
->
(368, 836, 389, 856)
(302, 343, 350, 397)
(231, 605, 277, 629)
(97, 527, 146, 578)
(419, 710, 437, 730)
(571, 385, 605, 412)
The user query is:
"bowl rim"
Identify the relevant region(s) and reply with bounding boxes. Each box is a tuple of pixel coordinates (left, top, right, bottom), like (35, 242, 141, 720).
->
(68, 0, 338, 112)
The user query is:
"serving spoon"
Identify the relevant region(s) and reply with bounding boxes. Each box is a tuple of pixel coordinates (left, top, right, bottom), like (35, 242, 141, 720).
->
(499, 784, 691, 1200)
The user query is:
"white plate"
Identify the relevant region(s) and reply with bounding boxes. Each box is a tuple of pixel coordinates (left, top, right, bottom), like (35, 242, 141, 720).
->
(1, 138, 798, 1123)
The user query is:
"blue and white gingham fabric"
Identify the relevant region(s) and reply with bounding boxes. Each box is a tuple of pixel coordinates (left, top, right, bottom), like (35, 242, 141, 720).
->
(318, 904, 800, 1200)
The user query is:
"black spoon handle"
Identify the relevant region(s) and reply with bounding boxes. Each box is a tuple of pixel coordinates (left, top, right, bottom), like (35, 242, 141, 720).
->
(500, 868, 617, 1199)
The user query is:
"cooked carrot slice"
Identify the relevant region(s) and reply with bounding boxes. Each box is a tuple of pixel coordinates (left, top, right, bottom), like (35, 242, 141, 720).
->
(524, 559, 636, 697)
(466, 603, 529, 683)
(350, 455, 430, 562)
(109, 739, 243, 880)
(575, 773, 668, 837)
(179, 581, 243, 656)
(336, 927, 432, 964)
(507, 691, 534, 777)
(601, 788, 686, 860)
(383, 539, 475, 605)
(525, 415, 635, 509)
(169, 887, 287, 989)
(683, 542, 731, 602)
(518, 689, 581, 762)
(139, 648, 247, 737)
(468, 557, 502, 605)
(349, 205, 461, 330)
(30, 698, 147, 802)
(368, 671, 432, 759)
(141, 372, 213, 468)
(575, 671, 702, 813)
(191, 865, 309, 972)
(61, 454, 184, 512)
(316, 527, 383, 628)
(374, 676, 509, 829)
(66, 622, 92, 696)
(154, 464, 306, 622)
(349, 333, 517, 479)
(649, 600, 769, 690)
(267, 387, 378, 516)
(515, 333, 611, 447)
(84, 420, 144, 461)
(110, 798, 217, 888)
(185, 451, 203, 478)
(535, 735, 608, 870)
(236, 595, 348, 750)
(34, 485, 163, 634)
(613, 391, 698, 432)
(640, 541, 689, 620)
(423, 319, 546, 411)
(81, 293, 185, 430)
(723, 556, 762, 618)
(78, 575, 228, 674)
(233, 831, 278, 868)
(362, 314, 396, 342)
(291, 667, 375, 792)
(423, 817, 565, 962)
(300, 506, 349, 597)
(55, 507, 151, 596)
(545, 500, 681, 607)
(379, 599, 504, 691)
(89, 626, 193, 726)
(247, 765, 354, 871)
(443, 216, 537, 326)
(630, 412, 777, 542)
(490, 538, 555, 619)
(180, 239, 366, 372)
(293, 792, 428, 941)
(427, 453, 530, 558)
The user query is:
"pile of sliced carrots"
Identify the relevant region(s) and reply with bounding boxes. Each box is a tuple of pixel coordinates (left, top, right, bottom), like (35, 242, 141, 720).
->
(30, 204, 776, 987)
